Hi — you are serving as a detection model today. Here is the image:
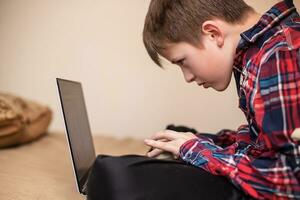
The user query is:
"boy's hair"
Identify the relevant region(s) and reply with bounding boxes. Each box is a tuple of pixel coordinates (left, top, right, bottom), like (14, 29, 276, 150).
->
(143, 0, 254, 67)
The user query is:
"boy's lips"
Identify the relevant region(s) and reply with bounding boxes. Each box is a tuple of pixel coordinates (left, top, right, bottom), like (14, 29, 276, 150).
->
(203, 83, 209, 88)
(197, 82, 209, 88)
(197, 82, 205, 86)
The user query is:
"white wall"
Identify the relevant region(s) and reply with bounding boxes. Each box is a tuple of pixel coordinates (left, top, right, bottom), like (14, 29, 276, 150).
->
(0, 0, 299, 139)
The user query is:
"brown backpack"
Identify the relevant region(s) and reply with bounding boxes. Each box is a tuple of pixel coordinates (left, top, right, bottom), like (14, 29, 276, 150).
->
(0, 93, 52, 148)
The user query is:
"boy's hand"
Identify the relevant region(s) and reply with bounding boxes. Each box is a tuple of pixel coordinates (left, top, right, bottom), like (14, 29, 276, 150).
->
(144, 130, 198, 158)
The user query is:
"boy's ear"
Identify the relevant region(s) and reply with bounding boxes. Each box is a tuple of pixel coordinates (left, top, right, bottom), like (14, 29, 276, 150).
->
(201, 20, 224, 47)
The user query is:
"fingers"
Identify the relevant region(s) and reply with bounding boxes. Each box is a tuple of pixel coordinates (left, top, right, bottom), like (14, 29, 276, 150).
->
(150, 130, 182, 140)
(147, 148, 164, 157)
(144, 130, 198, 157)
(157, 138, 169, 142)
(146, 138, 168, 154)
(144, 139, 174, 153)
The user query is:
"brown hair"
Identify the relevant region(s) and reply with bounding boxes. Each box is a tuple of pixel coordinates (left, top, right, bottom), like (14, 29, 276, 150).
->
(143, 0, 254, 67)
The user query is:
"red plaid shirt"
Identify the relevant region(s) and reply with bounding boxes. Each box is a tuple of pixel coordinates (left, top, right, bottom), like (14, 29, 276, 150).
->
(179, 1, 300, 199)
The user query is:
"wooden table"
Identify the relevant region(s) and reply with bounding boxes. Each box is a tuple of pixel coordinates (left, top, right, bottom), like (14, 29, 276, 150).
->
(0, 132, 148, 200)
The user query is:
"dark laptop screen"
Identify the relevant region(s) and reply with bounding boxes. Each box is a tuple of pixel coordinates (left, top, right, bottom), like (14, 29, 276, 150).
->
(56, 78, 96, 193)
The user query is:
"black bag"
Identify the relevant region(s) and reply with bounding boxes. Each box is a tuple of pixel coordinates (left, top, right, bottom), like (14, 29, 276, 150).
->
(86, 154, 251, 200)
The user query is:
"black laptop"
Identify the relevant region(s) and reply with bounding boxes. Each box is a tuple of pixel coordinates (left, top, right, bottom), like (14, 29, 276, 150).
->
(56, 78, 96, 196)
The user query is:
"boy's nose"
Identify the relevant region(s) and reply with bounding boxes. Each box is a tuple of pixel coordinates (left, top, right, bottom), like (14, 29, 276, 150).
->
(183, 71, 195, 83)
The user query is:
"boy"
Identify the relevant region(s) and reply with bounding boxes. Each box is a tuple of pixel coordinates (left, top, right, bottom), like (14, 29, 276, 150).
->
(143, 0, 300, 199)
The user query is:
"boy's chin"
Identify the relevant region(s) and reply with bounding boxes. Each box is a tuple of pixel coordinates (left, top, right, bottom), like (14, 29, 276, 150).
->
(213, 83, 230, 92)
(216, 78, 232, 91)
(216, 86, 226, 92)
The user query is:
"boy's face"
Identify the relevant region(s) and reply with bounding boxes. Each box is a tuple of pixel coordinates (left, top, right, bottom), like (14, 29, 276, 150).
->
(160, 35, 236, 91)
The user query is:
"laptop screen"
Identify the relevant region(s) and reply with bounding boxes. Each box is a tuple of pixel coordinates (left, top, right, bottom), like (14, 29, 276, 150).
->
(56, 78, 96, 194)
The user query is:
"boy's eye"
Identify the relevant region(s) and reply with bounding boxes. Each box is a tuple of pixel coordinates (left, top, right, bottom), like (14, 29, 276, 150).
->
(171, 58, 185, 66)
(177, 58, 185, 65)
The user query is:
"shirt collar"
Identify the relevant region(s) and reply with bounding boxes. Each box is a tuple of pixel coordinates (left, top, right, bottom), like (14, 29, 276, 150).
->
(233, 0, 297, 67)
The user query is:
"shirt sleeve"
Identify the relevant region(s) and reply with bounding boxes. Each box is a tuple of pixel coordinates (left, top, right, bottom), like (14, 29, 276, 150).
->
(178, 111, 253, 177)
(213, 124, 251, 147)
(178, 124, 251, 177)
(179, 137, 230, 176)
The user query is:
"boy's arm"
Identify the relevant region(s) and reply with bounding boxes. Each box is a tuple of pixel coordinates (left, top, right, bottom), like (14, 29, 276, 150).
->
(213, 124, 251, 147)
(178, 126, 252, 177)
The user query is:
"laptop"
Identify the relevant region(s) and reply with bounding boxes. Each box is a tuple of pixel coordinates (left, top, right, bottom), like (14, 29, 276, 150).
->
(56, 78, 96, 196)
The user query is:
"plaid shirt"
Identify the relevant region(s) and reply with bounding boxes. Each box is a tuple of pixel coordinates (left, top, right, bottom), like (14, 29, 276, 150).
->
(179, 1, 300, 199)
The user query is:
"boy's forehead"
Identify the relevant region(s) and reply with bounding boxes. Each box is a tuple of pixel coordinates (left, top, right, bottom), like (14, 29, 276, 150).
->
(159, 47, 172, 60)
(160, 42, 184, 60)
